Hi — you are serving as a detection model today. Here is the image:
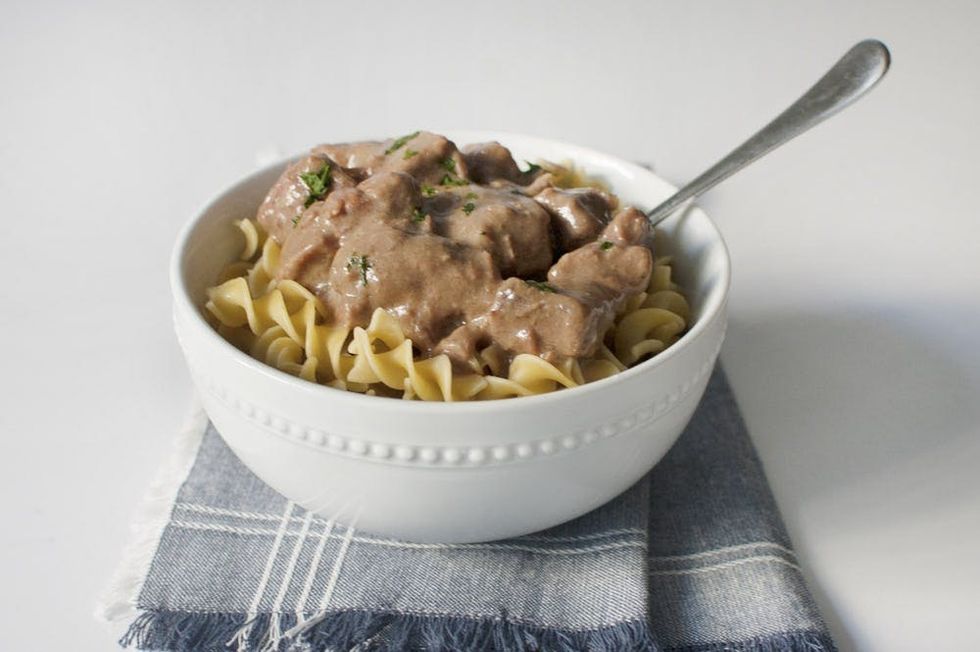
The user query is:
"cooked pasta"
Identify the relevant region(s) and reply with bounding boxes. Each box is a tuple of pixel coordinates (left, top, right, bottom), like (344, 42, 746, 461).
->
(205, 218, 690, 401)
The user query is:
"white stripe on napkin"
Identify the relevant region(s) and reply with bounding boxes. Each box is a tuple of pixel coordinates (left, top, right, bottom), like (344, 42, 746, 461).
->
(649, 555, 802, 576)
(168, 520, 646, 556)
(650, 541, 797, 563)
(227, 501, 294, 651)
(174, 502, 644, 544)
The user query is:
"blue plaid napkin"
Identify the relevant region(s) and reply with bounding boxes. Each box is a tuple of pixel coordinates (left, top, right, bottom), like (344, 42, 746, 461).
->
(99, 368, 834, 651)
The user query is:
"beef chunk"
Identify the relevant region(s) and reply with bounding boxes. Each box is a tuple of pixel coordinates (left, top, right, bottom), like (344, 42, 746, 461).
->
(535, 187, 615, 251)
(427, 187, 553, 277)
(256, 154, 357, 243)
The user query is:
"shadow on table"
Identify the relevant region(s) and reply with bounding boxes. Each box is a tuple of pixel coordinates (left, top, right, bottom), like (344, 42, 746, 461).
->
(722, 304, 980, 651)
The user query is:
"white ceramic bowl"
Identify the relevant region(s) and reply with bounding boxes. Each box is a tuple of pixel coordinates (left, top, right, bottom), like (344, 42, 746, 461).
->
(171, 131, 730, 543)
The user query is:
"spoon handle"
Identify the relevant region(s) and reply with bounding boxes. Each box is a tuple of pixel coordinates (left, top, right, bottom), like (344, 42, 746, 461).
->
(646, 39, 890, 226)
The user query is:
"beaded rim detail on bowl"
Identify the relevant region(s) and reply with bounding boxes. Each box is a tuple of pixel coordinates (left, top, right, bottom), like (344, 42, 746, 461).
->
(187, 325, 725, 468)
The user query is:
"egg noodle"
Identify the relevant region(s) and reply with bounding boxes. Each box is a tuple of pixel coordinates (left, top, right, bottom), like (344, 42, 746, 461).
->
(204, 218, 689, 401)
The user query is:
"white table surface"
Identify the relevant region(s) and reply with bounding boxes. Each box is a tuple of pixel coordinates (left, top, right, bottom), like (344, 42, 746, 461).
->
(2, 2, 978, 650)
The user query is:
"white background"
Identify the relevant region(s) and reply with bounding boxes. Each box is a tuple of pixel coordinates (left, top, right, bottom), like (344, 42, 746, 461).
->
(2, 1, 978, 650)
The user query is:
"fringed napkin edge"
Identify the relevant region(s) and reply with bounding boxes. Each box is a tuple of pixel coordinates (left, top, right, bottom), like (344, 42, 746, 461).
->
(95, 402, 209, 631)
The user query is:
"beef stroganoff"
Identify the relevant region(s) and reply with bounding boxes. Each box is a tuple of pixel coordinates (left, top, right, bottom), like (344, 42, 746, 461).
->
(205, 132, 689, 400)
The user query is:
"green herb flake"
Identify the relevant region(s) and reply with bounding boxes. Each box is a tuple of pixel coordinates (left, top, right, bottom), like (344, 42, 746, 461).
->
(525, 280, 557, 293)
(385, 131, 420, 155)
(403, 148, 419, 160)
(462, 202, 476, 215)
(441, 158, 456, 173)
(299, 163, 332, 208)
(291, 215, 301, 227)
(412, 208, 427, 223)
(523, 161, 542, 175)
(440, 174, 469, 187)
(600, 240, 614, 250)
(346, 254, 372, 286)
(421, 184, 438, 197)
(464, 191, 478, 200)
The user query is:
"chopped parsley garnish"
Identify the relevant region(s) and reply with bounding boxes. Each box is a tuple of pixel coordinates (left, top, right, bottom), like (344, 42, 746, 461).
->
(462, 202, 476, 215)
(346, 254, 371, 285)
(464, 191, 478, 200)
(412, 208, 427, 223)
(403, 148, 419, 160)
(299, 163, 332, 208)
(523, 161, 542, 174)
(441, 158, 456, 173)
(291, 215, 301, 227)
(440, 174, 469, 187)
(525, 280, 557, 293)
(600, 240, 614, 250)
(385, 131, 420, 155)
(421, 184, 438, 197)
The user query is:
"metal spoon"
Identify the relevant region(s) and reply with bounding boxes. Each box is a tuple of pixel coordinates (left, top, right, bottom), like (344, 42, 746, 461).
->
(646, 39, 891, 226)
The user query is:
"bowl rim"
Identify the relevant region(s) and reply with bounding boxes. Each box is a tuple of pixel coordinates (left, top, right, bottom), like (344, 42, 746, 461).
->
(170, 130, 731, 414)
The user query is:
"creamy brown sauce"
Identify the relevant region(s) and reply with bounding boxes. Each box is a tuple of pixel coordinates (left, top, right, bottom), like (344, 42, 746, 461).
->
(257, 131, 654, 371)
